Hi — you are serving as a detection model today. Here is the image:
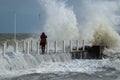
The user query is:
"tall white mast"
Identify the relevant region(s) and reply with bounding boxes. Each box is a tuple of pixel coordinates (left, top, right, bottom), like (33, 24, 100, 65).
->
(14, 13, 16, 41)
(39, 13, 41, 34)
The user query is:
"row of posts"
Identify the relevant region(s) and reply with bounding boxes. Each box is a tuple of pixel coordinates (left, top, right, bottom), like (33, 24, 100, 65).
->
(2, 40, 85, 55)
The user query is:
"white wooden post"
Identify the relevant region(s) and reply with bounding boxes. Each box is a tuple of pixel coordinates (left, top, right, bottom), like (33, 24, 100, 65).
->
(23, 41, 26, 52)
(31, 40, 33, 51)
(26, 41, 29, 54)
(82, 40, 85, 51)
(46, 41, 49, 53)
(15, 41, 18, 53)
(76, 40, 79, 51)
(70, 40, 72, 52)
(37, 41, 40, 54)
(63, 40, 65, 53)
(55, 41, 57, 53)
(3, 42, 6, 55)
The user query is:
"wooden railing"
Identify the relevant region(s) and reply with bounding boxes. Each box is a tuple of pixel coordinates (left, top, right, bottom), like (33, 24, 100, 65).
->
(1, 40, 85, 55)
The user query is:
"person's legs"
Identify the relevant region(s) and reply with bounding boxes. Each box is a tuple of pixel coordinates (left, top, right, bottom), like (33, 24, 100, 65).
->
(41, 43, 45, 53)
(43, 46, 45, 53)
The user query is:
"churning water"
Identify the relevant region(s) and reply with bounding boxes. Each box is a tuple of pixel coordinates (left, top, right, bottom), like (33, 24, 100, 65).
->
(0, 49, 120, 80)
(0, 41, 120, 80)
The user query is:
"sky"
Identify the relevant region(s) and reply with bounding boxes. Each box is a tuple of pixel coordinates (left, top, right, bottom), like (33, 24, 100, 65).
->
(0, 0, 120, 33)
(0, 0, 45, 33)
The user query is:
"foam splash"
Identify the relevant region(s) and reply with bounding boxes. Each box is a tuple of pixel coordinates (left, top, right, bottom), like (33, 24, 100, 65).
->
(1, 59, 120, 79)
(39, 0, 79, 41)
(37, 0, 120, 49)
(36, 60, 104, 74)
(1, 45, 120, 79)
(78, 0, 120, 48)
(93, 24, 120, 48)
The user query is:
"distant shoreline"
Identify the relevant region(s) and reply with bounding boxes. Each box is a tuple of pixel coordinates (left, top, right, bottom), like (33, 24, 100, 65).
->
(0, 33, 39, 41)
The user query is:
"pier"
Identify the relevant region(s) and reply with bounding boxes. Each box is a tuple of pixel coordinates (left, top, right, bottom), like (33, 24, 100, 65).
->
(0, 40, 103, 59)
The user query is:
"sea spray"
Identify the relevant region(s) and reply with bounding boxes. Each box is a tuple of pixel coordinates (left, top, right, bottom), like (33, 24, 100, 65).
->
(77, 0, 119, 40)
(81, 0, 120, 48)
(93, 24, 120, 48)
(39, 0, 79, 41)
(37, 0, 120, 49)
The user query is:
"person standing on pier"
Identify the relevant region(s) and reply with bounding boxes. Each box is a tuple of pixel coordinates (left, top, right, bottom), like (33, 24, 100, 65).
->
(40, 32, 47, 53)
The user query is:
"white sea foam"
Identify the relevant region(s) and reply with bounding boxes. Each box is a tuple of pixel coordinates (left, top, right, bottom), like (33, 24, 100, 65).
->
(0, 59, 120, 79)
(37, 0, 120, 49)
(38, 0, 79, 41)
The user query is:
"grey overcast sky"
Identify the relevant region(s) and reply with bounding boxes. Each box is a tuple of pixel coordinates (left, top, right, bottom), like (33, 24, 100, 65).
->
(0, 0, 120, 33)
(0, 0, 46, 33)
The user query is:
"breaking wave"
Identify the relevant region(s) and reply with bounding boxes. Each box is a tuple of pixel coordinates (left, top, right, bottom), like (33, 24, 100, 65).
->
(38, 0, 120, 48)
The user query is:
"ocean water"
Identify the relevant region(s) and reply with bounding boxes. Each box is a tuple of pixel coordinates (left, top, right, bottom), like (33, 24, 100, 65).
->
(1, 0, 120, 79)
(1, 2, 120, 75)
(0, 58, 120, 80)
(0, 42, 120, 80)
